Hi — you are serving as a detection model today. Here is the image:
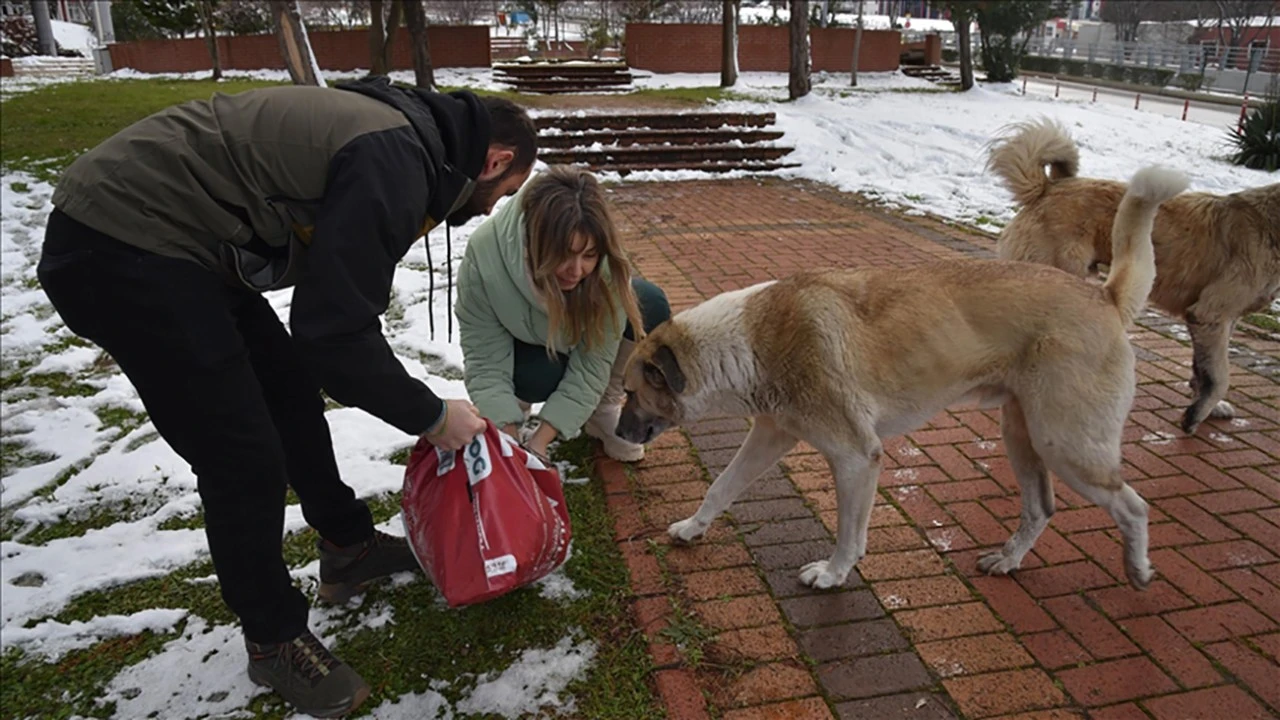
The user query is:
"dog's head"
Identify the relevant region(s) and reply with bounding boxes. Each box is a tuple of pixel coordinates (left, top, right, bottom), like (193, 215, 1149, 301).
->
(616, 322, 690, 445)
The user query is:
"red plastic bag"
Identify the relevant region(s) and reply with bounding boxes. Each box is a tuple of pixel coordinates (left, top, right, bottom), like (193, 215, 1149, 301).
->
(401, 419, 571, 608)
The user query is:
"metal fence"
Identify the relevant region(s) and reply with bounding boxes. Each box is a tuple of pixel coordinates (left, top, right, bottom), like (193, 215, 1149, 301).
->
(1023, 37, 1280, 76)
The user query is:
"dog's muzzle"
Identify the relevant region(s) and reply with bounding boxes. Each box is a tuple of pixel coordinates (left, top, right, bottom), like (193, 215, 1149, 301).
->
(616, 400, 670, 445)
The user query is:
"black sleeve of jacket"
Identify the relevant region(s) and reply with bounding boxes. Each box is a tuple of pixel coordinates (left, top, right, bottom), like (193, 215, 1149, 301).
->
(289, 127, 443, 436)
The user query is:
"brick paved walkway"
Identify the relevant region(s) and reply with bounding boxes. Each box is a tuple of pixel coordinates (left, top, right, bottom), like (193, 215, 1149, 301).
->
(595, 178, 1280, 720)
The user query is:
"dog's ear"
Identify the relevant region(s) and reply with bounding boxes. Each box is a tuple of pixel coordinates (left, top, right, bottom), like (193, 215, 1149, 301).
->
(644, 344, 686, 394)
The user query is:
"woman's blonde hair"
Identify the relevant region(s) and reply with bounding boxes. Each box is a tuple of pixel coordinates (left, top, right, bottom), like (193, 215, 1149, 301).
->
(523, 165, 644, 354)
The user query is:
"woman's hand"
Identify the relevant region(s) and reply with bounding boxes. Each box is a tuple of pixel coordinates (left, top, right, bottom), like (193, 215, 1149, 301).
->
(423, 399, 486, 451)
(522, 420, 559, 464)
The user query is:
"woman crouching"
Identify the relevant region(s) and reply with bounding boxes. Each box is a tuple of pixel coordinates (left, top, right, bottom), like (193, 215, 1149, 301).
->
(455, 164, 671, 462)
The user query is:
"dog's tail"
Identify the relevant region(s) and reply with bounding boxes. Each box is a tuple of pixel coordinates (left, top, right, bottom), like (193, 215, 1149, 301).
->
(985, 118, 1080, 207)
(1104, 165, 1188, 326)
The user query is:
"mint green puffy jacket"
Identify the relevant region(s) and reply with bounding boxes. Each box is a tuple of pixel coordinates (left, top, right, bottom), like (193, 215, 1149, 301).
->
(454, 179, 625, 439)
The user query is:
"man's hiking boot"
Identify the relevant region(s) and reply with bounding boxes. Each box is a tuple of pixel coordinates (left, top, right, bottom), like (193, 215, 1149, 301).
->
(246, 630, 370, 718)
(317, 530, 421, 604)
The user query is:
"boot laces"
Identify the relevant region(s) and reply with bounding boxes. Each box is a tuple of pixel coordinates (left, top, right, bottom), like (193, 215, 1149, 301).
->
(289, 632, 341, 681)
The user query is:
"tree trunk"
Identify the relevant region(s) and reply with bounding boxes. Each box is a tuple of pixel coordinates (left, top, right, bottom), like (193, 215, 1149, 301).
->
(850, 7, 863, 86)
(369, 0, 387, 74)
(957, 14, 974, 90)
(721, 0, 738, 87)
(403, 0, 435, 90)
(271, 0, 324, 86)
(30, 0, 56, 56)
(788, 0, 810, 100)
(198, 0, 222, 81)
(382, 0, 403, 72)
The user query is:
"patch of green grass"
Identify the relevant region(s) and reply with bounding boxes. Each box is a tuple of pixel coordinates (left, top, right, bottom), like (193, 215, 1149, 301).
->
(94, 406, 148, 438)
(10, 180, 30, 193)
(123, 430, 160, 453)
(17, 500, 141, 546)
(9, 439, 659, 718)
(0, 359, 37, 393)
(388, 444, 414, 466)
(1243, 312, 1280, 334)
(657, 602, 715, 669)
(22, 372, 98, 398)
(1, 631, 180, 720)
(0, 77, 286, 181)
(972, 215, 1002, 227)
(0, 438, 58, 478)
(416, 352, 465, 382)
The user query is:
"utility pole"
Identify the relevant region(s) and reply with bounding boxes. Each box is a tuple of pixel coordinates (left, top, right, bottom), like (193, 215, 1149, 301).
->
(91, 0, 115, 73)
(31, 0, 57, 56)
(93, 0, 116, 43)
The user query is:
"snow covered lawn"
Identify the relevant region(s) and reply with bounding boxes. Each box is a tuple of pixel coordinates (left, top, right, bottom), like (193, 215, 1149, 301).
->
(1, 64, 1275, 718)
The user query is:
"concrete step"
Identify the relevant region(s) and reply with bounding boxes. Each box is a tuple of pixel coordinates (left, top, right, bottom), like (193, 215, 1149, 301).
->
(539, 142, 795, 166)
(537, 128, 787, 149)
(11, 56, 96, 77)
(512, 84, 633, 95)
(494, 61, 626, 73)
(564, 159, 803, 176)
(496, 71, 634, 83)
(502, 76, 634, 89)
(535, 111, 777, 132)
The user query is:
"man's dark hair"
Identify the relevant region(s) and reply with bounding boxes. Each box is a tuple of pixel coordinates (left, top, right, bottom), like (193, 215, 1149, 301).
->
(482, 96, 538, 173)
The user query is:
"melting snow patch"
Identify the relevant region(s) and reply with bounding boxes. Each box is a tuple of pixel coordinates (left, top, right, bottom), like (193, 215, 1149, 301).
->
(1, 608, 188, 661)
(454, 633, 597, 719)
(99, 617, 268, 720)
(367, 689, 454, 720)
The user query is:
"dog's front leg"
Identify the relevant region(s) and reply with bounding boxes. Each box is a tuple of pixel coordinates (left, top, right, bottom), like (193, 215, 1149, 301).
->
(669, 416, 797, 543)
(799, 444, 882, 590)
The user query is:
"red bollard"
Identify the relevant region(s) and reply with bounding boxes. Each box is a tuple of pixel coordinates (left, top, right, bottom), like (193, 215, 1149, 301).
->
(1182, 98, 1189, 121)
(1238, 93, 1250, 134)
(1091, 88, 1097, 102)
(1055, 81, 1060, 98)
(1022, 77, 1027, 95)
(1134, 93, 1141, 110)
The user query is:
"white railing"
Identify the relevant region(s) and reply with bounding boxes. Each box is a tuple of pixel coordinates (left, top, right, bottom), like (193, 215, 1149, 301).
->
(1023, 37, 1280, 76)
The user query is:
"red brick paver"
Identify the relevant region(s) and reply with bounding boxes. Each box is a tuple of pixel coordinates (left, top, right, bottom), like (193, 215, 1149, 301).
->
(596, 178, 1280, 719)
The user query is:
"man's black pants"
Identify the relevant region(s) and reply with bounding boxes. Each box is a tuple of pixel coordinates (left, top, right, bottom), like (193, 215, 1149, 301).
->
(37, 209, 375, 644)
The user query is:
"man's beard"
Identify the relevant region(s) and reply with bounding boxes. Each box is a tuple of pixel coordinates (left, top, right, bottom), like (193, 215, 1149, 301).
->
(446, 173, 505, 227)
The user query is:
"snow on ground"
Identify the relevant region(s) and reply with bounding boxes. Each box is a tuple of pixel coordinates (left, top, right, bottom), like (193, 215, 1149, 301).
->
(1, 64, 1275, 717)
(588, 69, 1268, 228)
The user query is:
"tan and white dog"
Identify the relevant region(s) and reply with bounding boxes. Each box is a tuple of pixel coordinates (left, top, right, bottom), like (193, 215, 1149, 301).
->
(616, 166, 1189, 592)
(987, 118, 1280, 435)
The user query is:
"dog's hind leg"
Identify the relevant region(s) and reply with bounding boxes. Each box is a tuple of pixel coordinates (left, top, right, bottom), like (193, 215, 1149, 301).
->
(798, 429, 882, 590)
(1033, 427, 1154, 590)
(1056, 464, 1154, 590)
(668, 415, 797, 544)
(1182, 314, 1234, 434)
(977, 398, 1054, 577)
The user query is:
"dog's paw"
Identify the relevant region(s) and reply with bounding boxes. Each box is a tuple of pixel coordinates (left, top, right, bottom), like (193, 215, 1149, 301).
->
(668, 517, 707, 545)
(798, 559, 850, 589)
(1210, 400, 1235, 420)
(1180, 408, 1202, 436)
(1126, 559, 1155, 591)
(976, 550, 1022, 576)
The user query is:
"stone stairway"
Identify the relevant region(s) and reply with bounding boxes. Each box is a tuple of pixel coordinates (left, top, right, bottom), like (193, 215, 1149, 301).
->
(900, 64, 962, 87)
(534, 111, 799, 175)
(494, 61, 633, 94)
(9, 56, 96, 78)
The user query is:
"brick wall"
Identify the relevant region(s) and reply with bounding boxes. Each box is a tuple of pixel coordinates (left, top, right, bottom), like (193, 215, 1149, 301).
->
(108, 26, 490, 75)
(626, 23, 902, 74)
